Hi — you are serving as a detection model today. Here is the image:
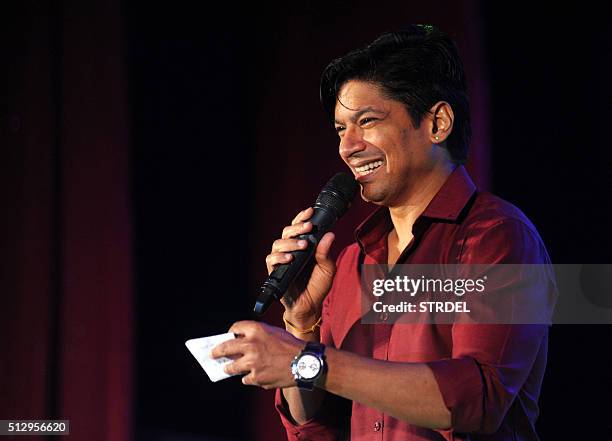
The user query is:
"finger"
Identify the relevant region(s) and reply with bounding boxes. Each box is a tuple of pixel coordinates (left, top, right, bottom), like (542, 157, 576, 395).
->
(271, 238, 309, 254)
(281, 221, 313, 239)
(241, 373, 257, 386)
(224, 359, 250, 376)
(291, 207, 313, 226)
(211, 338, 246, 359)
(228, 320, 261, 338)
(266, 252, 293, 274)
(314, 232, 335, 265)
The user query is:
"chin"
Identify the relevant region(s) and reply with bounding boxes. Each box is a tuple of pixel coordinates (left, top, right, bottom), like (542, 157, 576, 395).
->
(360, 186, 387, 206)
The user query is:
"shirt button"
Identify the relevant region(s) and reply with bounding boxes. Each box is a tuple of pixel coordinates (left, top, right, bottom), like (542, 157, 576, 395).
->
(373, 421, 382, 431)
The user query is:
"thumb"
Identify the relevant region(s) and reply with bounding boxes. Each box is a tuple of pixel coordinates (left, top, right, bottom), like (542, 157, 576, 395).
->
(314, 232, 335, 265)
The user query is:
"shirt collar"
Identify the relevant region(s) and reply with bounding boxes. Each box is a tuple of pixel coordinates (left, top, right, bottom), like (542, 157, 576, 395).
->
(355, 165, 477, 253)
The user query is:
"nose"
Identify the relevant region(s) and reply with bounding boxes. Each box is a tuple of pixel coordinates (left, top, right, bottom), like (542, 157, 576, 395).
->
(339, 125, 366, 159)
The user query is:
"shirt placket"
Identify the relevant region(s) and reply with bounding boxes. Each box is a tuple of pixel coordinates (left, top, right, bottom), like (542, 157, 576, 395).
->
(371, 322, 392, 440)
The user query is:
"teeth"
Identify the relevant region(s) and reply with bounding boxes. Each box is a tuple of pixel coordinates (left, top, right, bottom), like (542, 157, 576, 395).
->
(355, 160, 384, 173)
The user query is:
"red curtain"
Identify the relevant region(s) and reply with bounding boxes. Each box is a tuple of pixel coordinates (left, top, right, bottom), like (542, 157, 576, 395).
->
(1, 2, 488, 440)
(1, 2, 133, 440)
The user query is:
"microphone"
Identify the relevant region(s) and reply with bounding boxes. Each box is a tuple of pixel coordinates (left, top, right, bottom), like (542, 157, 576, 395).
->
(253, 172, 358, 316)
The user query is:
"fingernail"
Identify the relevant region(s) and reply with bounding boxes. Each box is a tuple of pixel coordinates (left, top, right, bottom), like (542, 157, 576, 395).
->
(303, 222, 311, 228)
(298, 240, 307, 247)
(285, 253, 292, 260)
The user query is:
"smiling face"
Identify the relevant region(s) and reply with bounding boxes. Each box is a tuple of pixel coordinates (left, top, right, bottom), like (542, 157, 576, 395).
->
(334, 80, 443, 207)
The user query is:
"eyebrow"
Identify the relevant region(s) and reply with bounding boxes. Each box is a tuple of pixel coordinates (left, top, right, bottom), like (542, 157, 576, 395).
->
(334, 106, 387, 125)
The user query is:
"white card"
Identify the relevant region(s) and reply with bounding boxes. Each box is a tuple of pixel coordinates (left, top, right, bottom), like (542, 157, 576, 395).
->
(185, 332, 237, 382)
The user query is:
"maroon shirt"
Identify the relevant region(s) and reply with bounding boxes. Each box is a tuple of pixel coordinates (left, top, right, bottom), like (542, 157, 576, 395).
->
(276, 166, 552, 440)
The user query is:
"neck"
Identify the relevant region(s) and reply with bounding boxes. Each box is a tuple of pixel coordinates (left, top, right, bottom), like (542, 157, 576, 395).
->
(388, 162, 457, 248)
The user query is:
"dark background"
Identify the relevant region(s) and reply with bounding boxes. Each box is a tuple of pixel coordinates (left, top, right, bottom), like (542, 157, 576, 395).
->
(2, 1, 611, 440)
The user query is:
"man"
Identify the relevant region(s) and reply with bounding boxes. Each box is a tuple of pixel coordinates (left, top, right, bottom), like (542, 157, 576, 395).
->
(212, 25, 552, 440)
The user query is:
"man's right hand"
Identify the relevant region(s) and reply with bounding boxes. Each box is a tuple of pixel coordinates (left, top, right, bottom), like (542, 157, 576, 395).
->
(265, 207, 336, 328)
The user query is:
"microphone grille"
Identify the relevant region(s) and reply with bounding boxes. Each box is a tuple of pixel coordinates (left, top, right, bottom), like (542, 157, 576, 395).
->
(315, 172, 359, 218)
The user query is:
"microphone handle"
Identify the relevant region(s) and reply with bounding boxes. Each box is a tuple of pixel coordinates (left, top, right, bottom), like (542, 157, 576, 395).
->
(253, 206, 337, 316)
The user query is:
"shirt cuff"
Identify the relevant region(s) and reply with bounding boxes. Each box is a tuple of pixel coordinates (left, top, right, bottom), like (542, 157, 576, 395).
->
(274, 388, 347, 441)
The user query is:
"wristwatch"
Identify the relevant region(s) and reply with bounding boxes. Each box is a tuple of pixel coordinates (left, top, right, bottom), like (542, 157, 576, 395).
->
(291, 342, 327, 390)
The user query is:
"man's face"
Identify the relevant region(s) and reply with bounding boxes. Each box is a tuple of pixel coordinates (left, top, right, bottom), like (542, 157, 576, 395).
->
(334, 80, 437, 207)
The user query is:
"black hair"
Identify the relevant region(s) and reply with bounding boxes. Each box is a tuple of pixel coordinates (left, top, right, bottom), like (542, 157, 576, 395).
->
(320, 24, 471, 164)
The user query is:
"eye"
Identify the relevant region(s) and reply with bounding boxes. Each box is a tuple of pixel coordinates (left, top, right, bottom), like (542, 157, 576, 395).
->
(334, 125, 345, 135)
(360, 117, 378, 126)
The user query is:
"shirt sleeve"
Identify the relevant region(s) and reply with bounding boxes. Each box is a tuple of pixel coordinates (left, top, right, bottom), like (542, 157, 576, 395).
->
(274, 389, 351, 441)
(274, 247, 352, 440)
(427, 219, 552, 434)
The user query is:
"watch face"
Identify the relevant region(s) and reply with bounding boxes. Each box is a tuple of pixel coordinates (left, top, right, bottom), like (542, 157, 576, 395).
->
(297, 354, 321, 380)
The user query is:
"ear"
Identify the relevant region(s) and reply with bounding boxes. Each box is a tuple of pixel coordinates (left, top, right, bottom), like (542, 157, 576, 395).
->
(429, 101, 454, 144)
